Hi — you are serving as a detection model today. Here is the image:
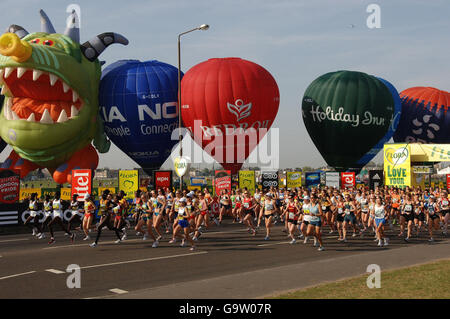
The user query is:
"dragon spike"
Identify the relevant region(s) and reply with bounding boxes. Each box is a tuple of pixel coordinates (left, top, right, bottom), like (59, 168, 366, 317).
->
(39, 9, 56, 34)
(81, 32, 129, 62)
(64, 9, 80, 43)
(5, 25, 29, 39)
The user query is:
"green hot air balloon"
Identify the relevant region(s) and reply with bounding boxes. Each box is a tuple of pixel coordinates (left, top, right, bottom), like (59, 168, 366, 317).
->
(302, 71, 395, 170)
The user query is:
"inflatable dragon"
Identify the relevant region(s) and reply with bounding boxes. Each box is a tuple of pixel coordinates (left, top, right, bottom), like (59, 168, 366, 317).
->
(0, 9, 128, 184)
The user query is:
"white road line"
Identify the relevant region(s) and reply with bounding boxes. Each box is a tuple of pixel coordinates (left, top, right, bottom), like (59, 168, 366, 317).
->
(45, 269, 65, 274)
(42, 238, 146, 250)
(81, 251, 207, 270)
(109, 288, 128, 294)
(0, 238, 29, 243)
(257, 241, 290, 247)
(0, 271, 36, 281)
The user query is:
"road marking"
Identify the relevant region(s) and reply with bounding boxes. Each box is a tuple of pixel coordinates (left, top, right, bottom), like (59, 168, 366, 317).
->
(0, 271, 36, 281)
(257, 241, 290, 247)
(0, 238, 29, 243)
(81, 251, 207, 270)
(109, 288, 128, 294)
(45, 269, 65, 274)
(42, 238, 146, 250)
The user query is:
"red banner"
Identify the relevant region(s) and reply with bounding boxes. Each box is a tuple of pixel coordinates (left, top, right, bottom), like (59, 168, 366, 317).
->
(71, 169, 92, 201)
(154, 171, 172, 190)
(341, 172, 355, 188)
(447, 174, 450, 191)
(214, 170, 231, 195)
(0, 169, 20, 203)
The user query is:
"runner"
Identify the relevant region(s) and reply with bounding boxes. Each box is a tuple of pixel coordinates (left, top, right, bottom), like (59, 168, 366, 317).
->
(342, 194, 358, 242)
(374, 197, 389, 247)
(24, 193, 41, 237)
(438, 190, 449, 235)
(82, 194, 96, 241)
(67, 194, 83, 235)
(285, 193, 300, 244)
(263, 193, 277, 240)
(307, 195, 325, 251)
(38, 195, 52, 239)
(426, 196, 440, 242)
(218, 189, 232, 225)
(90, 191, 122, 247)
(48, 192, 74, 244)
(413, 194, 425, 237)
(169, 198, 195, 250)
(242, 191, 257, 236)
(400, 194, 414, 242)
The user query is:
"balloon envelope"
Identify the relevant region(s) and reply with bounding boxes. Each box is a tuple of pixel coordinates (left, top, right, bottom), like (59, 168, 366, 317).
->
(99, 60, 181, 175)
(0, 95, 6, 154)
(181, 58, 280, 174)
(393, 87, 450, 144)
(302, 70, 395, 170)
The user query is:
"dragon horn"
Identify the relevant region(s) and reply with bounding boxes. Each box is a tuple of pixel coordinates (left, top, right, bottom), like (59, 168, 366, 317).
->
(39, 9, 56, 34)
(5, 25, 29, 38)
(64, 10, 80, 43)
(81, 33, 129, 62)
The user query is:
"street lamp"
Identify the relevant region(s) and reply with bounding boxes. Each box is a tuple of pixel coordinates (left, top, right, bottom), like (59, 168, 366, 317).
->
(177, 24, 209, 190)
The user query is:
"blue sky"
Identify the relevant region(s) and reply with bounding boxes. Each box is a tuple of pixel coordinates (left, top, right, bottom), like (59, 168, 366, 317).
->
(0, 0, 449, 170)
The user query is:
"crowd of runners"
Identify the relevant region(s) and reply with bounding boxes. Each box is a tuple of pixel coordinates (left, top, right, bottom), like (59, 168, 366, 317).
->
(23, 186, 450, 251)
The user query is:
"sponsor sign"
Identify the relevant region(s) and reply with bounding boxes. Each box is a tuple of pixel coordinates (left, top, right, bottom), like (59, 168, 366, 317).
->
(153, 170, 172, 190)
(190, 177, 207, 187)
(447, 174, 450, 191)
(0, 169, 20, 203)
(238, 171, 256, 194)
(261, 171, 279, 188)
(341, 172, 356, 188)
(412, 166, 433, 174)
(0, 210, 18, 225)
(384, 144, 411, 187)
(61, 188, 72, 201)
(439, 181, 444, 189)
(325, 172, 340, 188)
(71, 169, 93, 200)
(118, 170, 139, 199)
(305, 172, 321, 188)
(20, 188, 41, 201)
(174, 156, 190, 177)
(214, 170, 231, 195)
(369, 170, 384, 189)
(286, 172, 302, 188)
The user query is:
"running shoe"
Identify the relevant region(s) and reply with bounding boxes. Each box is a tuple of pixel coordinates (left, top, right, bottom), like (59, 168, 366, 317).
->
(404, 237, 410, 242)
(318, 246, 325, 251)
(136, 232, 142, 236)
(192, 236, 198, 241)
(89, 242, 97, 248)
(152, 241, 159, 248)
(32, 228, 37, 236)
(190, 246, 195, 251)
(214, 218, 219, 226)
(121, 233, 127, 241)
(428, 237, 434, 242)
(36, 233, 42, 238)
(343, 238, 348, 243)
(352, 233, 357, 237)
(70, 233, 76, 243)
(289, 239, 296, 245)
(156, 235, 162, 241)
(115, 239, 121, 244)
(303, 237, 309, 244)
(83, 235, 90, 241)
(143, 235, 148, 241)
(313, 238, 318, 247)
(48, 238, 55, 245)
(384, 238, 389, 246)
(169, 239, 176, 244)
(329, 230, 334, 234)
(377, 240, 383, 247)
(180, 239, 186, 247)
(298, 233, 304, 239)
(64, 232, 69, 236)
(38, 233, 46, 239)
(264, 236, 270, 241)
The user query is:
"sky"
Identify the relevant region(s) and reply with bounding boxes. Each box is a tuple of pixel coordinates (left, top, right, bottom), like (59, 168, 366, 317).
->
(0, 0, 449, 170)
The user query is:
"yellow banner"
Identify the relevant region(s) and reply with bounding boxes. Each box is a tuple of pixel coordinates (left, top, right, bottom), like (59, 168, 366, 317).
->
(61, 188, 72, 201)
(410, 144, 450, 162)
(188, 186, 201, 191)
(20, 188, 41, 201)
(384, 144, 411, 187)
(286, 172, 302, 189)
(118, 170, 139, 199)
(239, 171, 256, 194)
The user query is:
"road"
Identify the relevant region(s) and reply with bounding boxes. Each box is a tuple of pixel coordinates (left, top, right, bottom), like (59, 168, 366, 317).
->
(0, 220, 448, 299)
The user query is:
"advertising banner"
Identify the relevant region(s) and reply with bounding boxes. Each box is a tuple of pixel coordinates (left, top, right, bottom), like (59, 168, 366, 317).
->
(214, 170, 231, 195)
(447, 174, 450, 190)
(260, 171, 279, 189)
(341, 172, 356, 188)
(0, 169, 20, 203)
(118, 170, 139, 199)
(238, 171, 256, 194)
(61, 188, 72, 201)
(71, 169, 93, 200)
(153, 170, 172, 190)
(98, 187, 117, 197)
(369, 170, 384, 189)
(305, 172, 321, 188)
(286, 172, 302, 189)
(20, 188, 41, 201)
(384, 144, 411, 187)
(325, 172, 340, 188)
(412, 165, 433, 174)
(190, 177, 207, 187)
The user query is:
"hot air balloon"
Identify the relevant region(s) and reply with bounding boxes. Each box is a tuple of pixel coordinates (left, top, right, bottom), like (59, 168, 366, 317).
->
(181, 57, 279, 174)
(99, 60, 181, 175)
(393, 87, 450, 144)
(302, 71, 396, 170)
(0, 95, 6, 154)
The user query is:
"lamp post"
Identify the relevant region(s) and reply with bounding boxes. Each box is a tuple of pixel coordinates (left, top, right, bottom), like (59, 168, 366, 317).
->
(177, 24, 209, 190)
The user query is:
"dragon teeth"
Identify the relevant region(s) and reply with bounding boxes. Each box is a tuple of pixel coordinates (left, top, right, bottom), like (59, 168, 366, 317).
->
(4, 102, 12, 120)
(4, 67, 14, 78)
(57, 109, 68, 123)
(72, 90, 78, 102)
(62, 82, 69, 93)
(33, 69, 43, 81)
(17, 68, 27, 79)
(11, 110, 20, 120)
(27, 113, 36, 122)
(1, 85, 10, 96)
(5, 97, 12, 109)
(49, 74, 58, 86)
(40, 109, 53, 124)
(0, 69, 4, 78)
(70, 105, 79, 117)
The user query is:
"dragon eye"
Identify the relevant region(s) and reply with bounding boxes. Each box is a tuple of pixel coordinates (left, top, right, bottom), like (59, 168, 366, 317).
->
(43, 40, 54, 46)
(30, 39, 40, 44)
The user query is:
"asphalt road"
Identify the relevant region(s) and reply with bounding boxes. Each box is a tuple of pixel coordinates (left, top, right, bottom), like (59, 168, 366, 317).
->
(0, 220, 448, 299)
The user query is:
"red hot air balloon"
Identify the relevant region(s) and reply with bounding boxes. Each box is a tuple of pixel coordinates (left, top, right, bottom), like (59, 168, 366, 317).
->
(181, 58, 280, 174)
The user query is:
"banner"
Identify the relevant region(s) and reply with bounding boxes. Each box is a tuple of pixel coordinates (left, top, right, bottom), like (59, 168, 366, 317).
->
(153, 170, 172, 190)
(190, 177, 207, 187)
(214, 170, 231, 195)
(384, 144, 411, 187)
(72, 169, 93, 200)
(447, 174, 450, 190)
(412, 165, 433, 174)
(119, 170, 139, 199)
(0, 169, 20, 203)
(20, 188, 41, 201)
(409, 144, 450, 162)
(341, 172, 355, 188)
(305, 172, 321, 188)
(286, 172, 302, 189)
(239, 171, 256, 194)
(369, 170, 384, 189)
(325, 172, 340, 188)
(41, 188, 57, 198)
(261, 171, 279, 189)
(61, 188, 72, 200)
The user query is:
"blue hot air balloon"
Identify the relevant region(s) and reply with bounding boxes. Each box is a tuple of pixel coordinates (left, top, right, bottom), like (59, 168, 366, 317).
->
(356, 77, 402, 166)
(99, 60, 181, 174)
